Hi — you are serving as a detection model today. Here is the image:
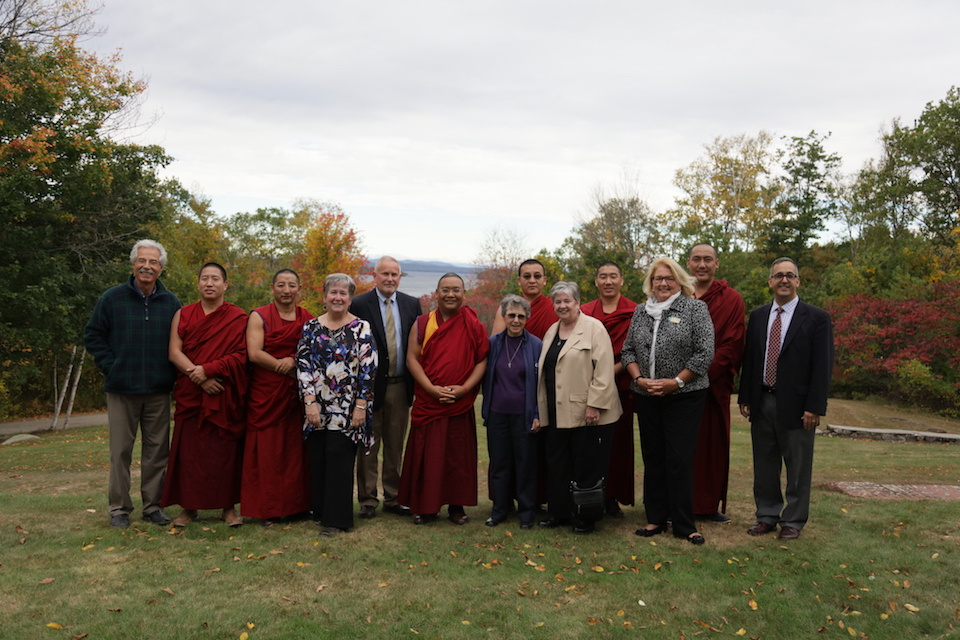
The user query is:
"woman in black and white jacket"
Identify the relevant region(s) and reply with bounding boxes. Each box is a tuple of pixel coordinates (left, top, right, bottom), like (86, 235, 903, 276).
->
(621, 257, 714, 545)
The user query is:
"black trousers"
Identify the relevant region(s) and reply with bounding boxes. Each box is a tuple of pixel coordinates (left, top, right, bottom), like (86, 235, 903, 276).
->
(544, 423, 613, 522)
(636, 389, 707, 538)
(487, 411, 538, 524)
(307, 430, 357, 530)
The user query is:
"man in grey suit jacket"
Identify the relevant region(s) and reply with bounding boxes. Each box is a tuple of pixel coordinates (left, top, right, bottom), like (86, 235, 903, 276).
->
(738, 257, 833, 540)
(350, 256, 423, 518)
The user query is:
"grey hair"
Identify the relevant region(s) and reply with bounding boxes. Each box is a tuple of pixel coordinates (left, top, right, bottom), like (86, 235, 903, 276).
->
(323, 273, 357, 296)
(375, 255, 402, 272)
(130, 239, 168, 269)
(499, 294, 531, 317)
(769, 257, 798, 277)
(550, 281, 580, 303)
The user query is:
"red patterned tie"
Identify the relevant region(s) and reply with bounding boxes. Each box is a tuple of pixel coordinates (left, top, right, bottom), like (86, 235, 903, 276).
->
(764, 306, 783, 387)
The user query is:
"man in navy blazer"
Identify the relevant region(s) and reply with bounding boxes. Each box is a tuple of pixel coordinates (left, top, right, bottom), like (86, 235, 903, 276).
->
(738, 257, 833, 540)
(350, 256, 423, 518)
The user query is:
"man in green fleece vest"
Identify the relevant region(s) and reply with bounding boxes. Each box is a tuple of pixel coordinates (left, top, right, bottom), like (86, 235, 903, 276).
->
(84, 240, 182, 528)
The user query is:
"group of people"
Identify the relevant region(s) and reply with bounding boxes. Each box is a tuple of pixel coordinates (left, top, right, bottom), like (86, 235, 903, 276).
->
(85, 239, 833, 544)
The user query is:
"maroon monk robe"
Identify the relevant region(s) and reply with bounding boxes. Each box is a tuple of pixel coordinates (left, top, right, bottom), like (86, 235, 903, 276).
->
(693, 279, 745, 515)
(162, 301, 249, 510)
(581, 295, 638, 506)
(241, 303, 314, 519)
(524, 294, 558, 340)
(398, 306, 490, 515)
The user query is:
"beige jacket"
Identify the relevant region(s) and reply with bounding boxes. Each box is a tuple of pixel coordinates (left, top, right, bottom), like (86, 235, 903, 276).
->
(537, 312, 623, 429)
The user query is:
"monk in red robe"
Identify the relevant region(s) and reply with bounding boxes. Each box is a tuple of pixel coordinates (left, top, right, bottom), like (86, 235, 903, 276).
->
(490, 259, 558, 339)
(688, 244, 745, 521)
(163, 263, 248, 528)
(241, 269, 314, 524)
(580, 261, 638, 517)
(398, 273, 489, 524)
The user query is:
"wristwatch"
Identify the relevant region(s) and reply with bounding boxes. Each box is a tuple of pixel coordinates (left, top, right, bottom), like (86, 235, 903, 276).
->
(674, 377, 685, 389)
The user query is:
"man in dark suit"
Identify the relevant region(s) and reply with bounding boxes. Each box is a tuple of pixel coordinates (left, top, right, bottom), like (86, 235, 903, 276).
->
(350, 256, 423, 518)
(738, 257, 833, 540)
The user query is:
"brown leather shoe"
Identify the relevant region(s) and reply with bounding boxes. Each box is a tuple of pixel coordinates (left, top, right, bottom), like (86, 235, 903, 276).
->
(448, 512, 469, 525)
(778, 525, 800, 540)
(359, 505, 376, 519)
(747, 521, 776, 536)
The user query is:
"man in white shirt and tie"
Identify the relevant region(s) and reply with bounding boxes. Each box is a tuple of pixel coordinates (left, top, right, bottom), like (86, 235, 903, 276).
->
(738, 257, 834, 540)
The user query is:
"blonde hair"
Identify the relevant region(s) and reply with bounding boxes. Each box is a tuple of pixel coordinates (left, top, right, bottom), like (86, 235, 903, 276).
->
(642, 257, 695, 298)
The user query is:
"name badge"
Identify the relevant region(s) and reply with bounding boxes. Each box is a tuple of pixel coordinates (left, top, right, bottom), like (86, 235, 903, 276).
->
(667, 315, 682, 324)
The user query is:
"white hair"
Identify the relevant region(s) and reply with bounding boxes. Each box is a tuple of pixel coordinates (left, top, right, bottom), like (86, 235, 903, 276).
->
(130, 239, 168, 269)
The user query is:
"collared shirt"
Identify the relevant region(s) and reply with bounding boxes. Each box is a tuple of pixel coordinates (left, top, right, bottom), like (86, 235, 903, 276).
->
(376, 288, 406, 376)
(762, 296, 800, 371)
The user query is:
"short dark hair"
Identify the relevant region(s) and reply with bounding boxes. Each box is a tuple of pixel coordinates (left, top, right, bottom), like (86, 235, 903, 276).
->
(688, 242, 717, 258)
(595, 261, 622, 277)
(517, 259, 545, 278)
(198, 262, 227, 280)
(272, 268, 300, 284)
(437, 272, 464, 288)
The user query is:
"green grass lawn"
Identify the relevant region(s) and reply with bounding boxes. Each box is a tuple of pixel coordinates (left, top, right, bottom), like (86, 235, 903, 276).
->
(1, 402, 958, 639)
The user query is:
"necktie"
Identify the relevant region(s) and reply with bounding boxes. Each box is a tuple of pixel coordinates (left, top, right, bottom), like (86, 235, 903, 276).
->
(385, 298, 398, 377)
(764, 306, 783, 387)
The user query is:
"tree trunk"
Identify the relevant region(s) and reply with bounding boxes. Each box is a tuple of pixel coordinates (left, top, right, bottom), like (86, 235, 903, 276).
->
(61, 347, 86, 430)
(50, 345, 77, 431)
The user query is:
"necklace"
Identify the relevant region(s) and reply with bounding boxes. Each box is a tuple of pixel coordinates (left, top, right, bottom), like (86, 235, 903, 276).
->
(506, 335, 524, 368)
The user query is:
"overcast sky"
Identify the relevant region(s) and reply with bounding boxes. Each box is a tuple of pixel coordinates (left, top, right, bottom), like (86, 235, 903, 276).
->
(90, 1, 958, 264)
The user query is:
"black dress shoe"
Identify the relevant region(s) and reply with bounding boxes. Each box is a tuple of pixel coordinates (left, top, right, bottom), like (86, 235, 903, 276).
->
(697, 512, 731, 523)
(359, 505, 376, 519)
(485, 517, 504, 527)
(778, 525, 800, 540)
(110, 514, 130, 528)
(538, 517, 569, 529)
(519, 522, 533, 530)
(634, 524, 667, 537)
(383, 504, 411, 516)
(686, 532, 705, 545)
(144, 510, 171, 526)
(605, 500, 625, 518)
(572, 520, 595, 534)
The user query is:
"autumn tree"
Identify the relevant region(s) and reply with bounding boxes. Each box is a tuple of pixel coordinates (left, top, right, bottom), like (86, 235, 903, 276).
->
(667, 131, 779, 253)
(0, 3, 169, 415)
(297, 200, 370, 313)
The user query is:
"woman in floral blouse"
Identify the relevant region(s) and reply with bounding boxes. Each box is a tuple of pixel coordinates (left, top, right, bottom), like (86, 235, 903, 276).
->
(297, 273, 377, 536)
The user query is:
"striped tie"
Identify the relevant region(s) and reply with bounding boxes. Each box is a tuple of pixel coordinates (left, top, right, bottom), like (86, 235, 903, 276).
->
(764, 306, 783, 387)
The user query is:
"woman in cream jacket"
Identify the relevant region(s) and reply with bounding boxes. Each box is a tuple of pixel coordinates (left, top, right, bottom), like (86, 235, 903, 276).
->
(536, 281, 622, 534)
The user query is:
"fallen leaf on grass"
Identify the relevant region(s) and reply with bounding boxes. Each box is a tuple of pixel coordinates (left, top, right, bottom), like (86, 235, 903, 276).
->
(46, 623, 63, 629)
(654, 562, 662, 571)
(246, 623, 255, 629)
(316, 584, 327, 592)
(161, 588, 175, 596)
(904, 604, 919, 612)
(38, 577, 55, 585)
(461, 620, 470, 625)
(623, 621, 634, 629)
(72, 634, 89, 640)
(534, 622, 545, 628)
(239, 633, 248, 640)
(591, 566, 604, 573)
(204, 568, 220, 574)
(81, 544, 94, 551)
(379, 582, 389, 587)
(587, 617, 597, 626)
(735, 629, 746, 636)
(748, 598, 758, 611)
(16, 525, 27, 534)
(107, 608, 121, 613)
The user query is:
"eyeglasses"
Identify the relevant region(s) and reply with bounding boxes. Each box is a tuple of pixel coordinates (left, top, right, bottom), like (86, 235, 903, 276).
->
(652, 276, 676, 283)
(770, 273, 798, 281)
(505, 313, 527, 320)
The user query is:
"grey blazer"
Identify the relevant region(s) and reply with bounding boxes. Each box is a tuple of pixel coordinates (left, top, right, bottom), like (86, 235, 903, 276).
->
(621, 295, 714, 396)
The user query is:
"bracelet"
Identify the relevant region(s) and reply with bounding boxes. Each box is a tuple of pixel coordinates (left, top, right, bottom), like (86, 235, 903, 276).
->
(633, 376, 642, 382)
(355, 403, 367, 410)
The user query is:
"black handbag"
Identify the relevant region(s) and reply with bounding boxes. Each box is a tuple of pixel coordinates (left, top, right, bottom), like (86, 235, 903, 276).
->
(571, 477, 605, 520)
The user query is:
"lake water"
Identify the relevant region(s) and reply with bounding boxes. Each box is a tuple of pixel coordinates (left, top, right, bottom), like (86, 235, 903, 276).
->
(396, 269, 479, 299)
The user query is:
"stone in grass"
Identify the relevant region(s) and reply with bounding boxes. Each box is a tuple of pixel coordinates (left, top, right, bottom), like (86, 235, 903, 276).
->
(2, 434, 40, 445)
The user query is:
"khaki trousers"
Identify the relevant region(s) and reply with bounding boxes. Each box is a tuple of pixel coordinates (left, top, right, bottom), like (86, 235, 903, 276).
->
(356, 379, 409, 508)
(107, 392, 171, 517)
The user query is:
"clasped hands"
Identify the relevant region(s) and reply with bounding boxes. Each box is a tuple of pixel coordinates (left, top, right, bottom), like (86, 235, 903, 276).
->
(432, 384, 465, 404)
(636, 377, 679, 397)
(187, 364, 224, 395)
